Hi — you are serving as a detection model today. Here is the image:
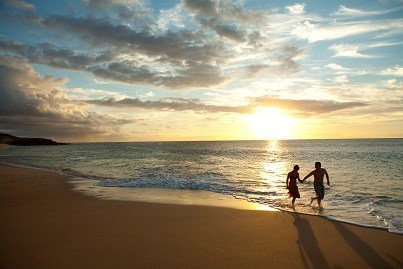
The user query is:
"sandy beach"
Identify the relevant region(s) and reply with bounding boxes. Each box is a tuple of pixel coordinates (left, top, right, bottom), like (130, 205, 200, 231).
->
(0, 164, 402, 269)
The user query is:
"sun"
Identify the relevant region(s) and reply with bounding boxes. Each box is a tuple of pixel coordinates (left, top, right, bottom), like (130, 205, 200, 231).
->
(248, 107, 296, 140)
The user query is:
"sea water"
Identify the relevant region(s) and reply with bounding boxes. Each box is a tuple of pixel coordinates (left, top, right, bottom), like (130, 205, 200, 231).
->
(1, 139, 402, 233)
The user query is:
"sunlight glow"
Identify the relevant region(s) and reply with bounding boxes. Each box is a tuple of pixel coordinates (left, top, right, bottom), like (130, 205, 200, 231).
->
(248, 107, 296, 140)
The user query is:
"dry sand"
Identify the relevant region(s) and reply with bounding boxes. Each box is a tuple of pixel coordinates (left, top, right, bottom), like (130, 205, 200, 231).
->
(0, 164, 402, 269)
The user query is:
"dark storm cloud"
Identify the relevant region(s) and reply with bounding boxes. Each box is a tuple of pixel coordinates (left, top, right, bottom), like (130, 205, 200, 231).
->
(0, 54, 134, 140)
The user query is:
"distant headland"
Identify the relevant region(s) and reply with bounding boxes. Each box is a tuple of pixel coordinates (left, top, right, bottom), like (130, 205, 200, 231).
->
(0, 133, 69, 146)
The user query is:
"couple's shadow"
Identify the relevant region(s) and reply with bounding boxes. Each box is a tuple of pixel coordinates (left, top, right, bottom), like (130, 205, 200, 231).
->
(292, 213, 331, 269)
(292, 213, 395, 269)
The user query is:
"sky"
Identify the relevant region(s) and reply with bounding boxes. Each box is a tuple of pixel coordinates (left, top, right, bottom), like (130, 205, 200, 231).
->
(0, 0, 402, 142)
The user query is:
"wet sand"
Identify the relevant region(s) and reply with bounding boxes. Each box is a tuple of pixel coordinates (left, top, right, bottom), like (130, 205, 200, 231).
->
(0, 164, 402, 269)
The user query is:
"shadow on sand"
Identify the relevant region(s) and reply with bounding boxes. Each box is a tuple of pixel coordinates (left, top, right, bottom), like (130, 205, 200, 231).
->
(292, 213, 331, 269)
(331, 222, 394, 269)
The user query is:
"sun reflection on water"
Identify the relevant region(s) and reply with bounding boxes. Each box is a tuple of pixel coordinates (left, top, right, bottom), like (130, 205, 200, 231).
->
(261, 140, 288, 180)
(259, 140, 291, 202)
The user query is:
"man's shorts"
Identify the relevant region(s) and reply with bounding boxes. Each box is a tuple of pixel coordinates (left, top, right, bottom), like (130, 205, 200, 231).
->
(314, 183, 325, 199)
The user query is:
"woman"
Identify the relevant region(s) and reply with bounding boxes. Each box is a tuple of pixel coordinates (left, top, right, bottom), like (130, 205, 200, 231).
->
(286, 165, 302, 206)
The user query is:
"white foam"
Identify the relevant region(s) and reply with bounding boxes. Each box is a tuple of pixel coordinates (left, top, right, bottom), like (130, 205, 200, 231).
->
(69, 178, 277, 211)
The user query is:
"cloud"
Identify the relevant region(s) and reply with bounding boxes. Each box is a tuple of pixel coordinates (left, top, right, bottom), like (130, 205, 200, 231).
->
(86, 97, 251, 113)
(251, 96, 366, 115)
(1, 1, 303, 89)
(367, 41, 403, 49)
(157, 3, 187, 31)
(183, 0, 266, 42)
(85, 95, 367, 116)
(2, 0, 35, 10)
(241, 45, 303, 79)
(329, 42, 402, 58)
(379, 65, 403, 76)
(385, 79, 403, 89)
(325, 64, 370, 78)
(199, 17, 245, 42)
(0, 54, 134, 141)
(334, 75, 349, 84)
(83, 0, 140, 9)
(0, 32, 228, 89)
(285, 3, 306, 15)
(292, 19, 403, 43)
(334, 5, 369, 16)
(333, 5, 403, 17)
(40, 14, 231, 88)
(326, 63, 349, 72)
(246, 64, 268, 77)
(0, 38, 117, 70)
(65, 88, 128, 101)
(329, 43, 373, 58)
(183, 0, 216, 16)
(183, 0, 263, 22)
(82, 0, 152, 24)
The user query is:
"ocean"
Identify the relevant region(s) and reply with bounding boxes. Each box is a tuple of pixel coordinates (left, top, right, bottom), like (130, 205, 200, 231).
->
(1, 139, 402, 233)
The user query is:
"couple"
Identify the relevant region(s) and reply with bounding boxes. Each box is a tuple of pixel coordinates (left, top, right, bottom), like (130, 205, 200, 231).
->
(286, 162, 330, 207)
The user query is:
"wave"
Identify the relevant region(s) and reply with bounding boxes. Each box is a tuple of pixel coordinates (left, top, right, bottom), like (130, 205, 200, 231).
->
(95, 174, 275, 198)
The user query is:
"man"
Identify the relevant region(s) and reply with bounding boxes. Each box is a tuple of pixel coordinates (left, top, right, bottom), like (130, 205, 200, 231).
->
(302, 162, 330, 206)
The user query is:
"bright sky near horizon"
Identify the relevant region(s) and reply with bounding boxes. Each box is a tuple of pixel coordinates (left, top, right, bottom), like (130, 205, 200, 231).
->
(0, 0, 402, 142)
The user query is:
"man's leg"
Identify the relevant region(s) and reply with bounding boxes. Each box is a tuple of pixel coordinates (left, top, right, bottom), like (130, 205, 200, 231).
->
(310, 197, 317, 204)
(318, 185, 324, 206)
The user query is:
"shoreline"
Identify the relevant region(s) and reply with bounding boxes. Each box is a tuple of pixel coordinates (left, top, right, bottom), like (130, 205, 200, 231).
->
(0, 161, 272, 211)
(69, 177, 274, 211)
(71, 177, 398, 234)
(1, 163, 402, 268)
(0, 143, 11, 149)
(0, 161, 399, 234)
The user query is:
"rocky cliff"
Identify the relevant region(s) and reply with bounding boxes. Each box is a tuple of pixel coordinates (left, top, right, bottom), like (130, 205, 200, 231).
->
(0, 133, 68, 146)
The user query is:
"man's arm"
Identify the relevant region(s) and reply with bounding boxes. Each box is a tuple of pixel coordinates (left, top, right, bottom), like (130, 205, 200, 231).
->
(324, 169, 330, 185)
(303, 171, 314, 182)
(286, 173, 290, 188)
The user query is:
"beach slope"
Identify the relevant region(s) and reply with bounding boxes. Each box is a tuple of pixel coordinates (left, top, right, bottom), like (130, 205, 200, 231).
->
(0, 164, 402, 269)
